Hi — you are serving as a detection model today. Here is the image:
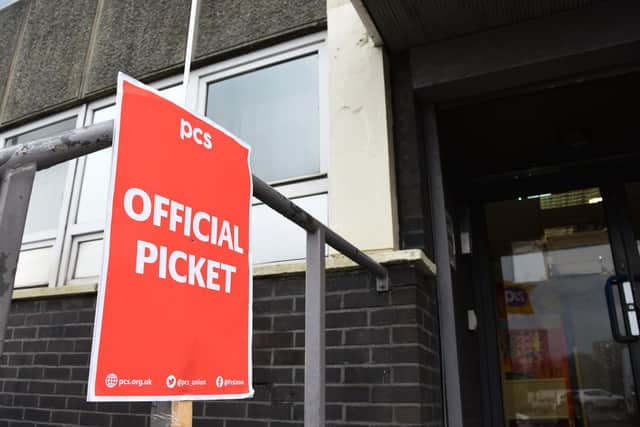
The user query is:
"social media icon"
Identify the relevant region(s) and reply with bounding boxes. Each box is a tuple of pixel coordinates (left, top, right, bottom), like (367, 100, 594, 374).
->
(166, 375, 177, 389)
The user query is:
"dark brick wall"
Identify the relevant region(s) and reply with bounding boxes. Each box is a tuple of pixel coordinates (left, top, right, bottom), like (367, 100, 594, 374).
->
(389, 52, 433, 259)
(0, 296, 150, 426)
(0, 264, 442, 426)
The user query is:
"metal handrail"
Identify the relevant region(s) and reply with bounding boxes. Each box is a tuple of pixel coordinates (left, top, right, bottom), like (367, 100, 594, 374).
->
(0, 120, 389, 426)
(0, 120, 388, 285)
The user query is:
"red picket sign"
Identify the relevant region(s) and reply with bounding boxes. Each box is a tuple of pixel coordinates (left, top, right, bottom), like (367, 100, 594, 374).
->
(88, 74, 253, 401)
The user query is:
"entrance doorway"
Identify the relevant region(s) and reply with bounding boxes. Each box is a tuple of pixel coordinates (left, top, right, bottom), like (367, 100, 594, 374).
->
(483, 181, 640, 426)
(435, 70, 640, 426)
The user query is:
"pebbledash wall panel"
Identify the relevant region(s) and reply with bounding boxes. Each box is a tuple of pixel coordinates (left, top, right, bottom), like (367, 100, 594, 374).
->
(0, 265, 443, 426)
(0, 0, 98, 124)
(0, 0, 326, 128)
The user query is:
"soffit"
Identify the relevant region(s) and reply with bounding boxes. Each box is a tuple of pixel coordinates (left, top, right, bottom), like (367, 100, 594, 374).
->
(361, 0, 597, 51)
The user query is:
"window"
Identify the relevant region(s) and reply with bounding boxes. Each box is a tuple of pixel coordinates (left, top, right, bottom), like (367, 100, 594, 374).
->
(206, 54, 320, 182)
(0, 0, 19, 10)
(0, 111, 84, 288)
(195, 33, 328, 264)
(0, 33, 328, 289)
(59, 83, 185, 285)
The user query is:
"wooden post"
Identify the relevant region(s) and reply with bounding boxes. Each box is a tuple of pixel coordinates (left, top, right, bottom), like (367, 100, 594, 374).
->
(171, 401, 192, 427)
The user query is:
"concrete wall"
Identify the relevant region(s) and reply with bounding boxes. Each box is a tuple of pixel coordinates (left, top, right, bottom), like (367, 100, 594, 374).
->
(0, 265, 443, 426)
(327, 0, 398, 253)
(0, 0, 403, 256)
(0, 0, 326, 130)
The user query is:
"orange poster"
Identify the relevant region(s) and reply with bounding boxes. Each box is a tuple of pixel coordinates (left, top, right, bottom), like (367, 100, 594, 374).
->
(88, 74, 253, 401)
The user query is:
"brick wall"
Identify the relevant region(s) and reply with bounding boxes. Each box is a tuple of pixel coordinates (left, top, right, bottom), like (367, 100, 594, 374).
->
(390, 52, 434, 259)
(0, 264, 442, 426)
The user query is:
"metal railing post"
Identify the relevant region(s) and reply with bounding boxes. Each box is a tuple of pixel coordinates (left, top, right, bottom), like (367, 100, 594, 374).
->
(305, 226, 326, 427)
(0, 164, 37, 356)
(251, 175, 389, 291)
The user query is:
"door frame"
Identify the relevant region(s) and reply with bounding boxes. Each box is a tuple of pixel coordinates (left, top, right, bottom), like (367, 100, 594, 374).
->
(469, 156, 640, 426)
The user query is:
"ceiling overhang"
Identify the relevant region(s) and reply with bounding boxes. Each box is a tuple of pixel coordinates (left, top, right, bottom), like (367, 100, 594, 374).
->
(357, 0, 640, 101)
(359, 0, 597, 52)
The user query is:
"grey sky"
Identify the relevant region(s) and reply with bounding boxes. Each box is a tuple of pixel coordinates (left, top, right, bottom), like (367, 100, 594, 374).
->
(0, 0, 18, 10)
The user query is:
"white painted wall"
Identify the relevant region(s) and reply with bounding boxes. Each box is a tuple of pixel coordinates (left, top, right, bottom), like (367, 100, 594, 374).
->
(327, 0, 398, 251)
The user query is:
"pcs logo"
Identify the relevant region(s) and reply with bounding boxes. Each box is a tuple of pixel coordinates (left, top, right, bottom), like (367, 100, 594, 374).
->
(504, 284, 535, 314)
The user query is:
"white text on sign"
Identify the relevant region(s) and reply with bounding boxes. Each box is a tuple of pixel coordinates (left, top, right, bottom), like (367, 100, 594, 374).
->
(180, 118, 213, 149)
(124, 187, 243, 294)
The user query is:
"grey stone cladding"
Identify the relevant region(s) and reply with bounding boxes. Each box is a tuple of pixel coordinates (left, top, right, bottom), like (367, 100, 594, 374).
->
(0, 0, 326, 129)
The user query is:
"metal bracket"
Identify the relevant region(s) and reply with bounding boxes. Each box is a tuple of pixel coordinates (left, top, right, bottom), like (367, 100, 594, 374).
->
(376, 274, 390, 292)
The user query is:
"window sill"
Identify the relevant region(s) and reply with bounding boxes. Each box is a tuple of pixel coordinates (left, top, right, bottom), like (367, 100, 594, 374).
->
(13, 283, 98, 300)
(12, 249, 436, 300)
(253, 248, 436, 277)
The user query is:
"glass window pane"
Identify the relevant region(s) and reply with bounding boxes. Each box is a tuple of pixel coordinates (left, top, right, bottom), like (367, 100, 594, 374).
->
(206, 54, 320, 182)
(251, 193, 327, 264)
(76, 105, 114, 225)
(92, 104, 116, 124)
(485, 187, 639, 426)
(4, 117, 76, 147)
(160, 84, 184, 104)
(76, 148, 112, 225)
(14, 246, 52, 287)
(6, 117, 76, 235)
(73, 238, 104, 279)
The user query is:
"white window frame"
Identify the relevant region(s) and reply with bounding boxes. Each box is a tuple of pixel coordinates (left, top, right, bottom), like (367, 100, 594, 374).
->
(2, 32, 329, 288)
(191, 33, 330, 265)
(191, 31, 329, 201)
(59, 77, 186, 287)
(0, 106, 87, 288)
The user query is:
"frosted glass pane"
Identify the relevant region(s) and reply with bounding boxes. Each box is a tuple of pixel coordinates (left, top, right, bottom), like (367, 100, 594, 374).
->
(93, 105, 116, 123)
(14, 246, 51, 287)
(76, 148, 112, 225)
(160, 84, 183, 103)
(74, 239, 104, 279)
(74, 105, 115, 225)
(6, 118, 76, 234)
(24, 164, 70, 233)
(5, 117, 76, 147)
(206, 55, 319, 182)
(251, 194, 327, 264)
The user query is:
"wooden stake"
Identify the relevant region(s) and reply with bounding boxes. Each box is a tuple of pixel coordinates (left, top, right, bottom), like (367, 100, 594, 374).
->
(171, 401, 192, 427)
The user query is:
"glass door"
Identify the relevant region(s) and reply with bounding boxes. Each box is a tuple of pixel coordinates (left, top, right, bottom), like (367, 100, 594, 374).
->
(484, 186, 640, 427)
